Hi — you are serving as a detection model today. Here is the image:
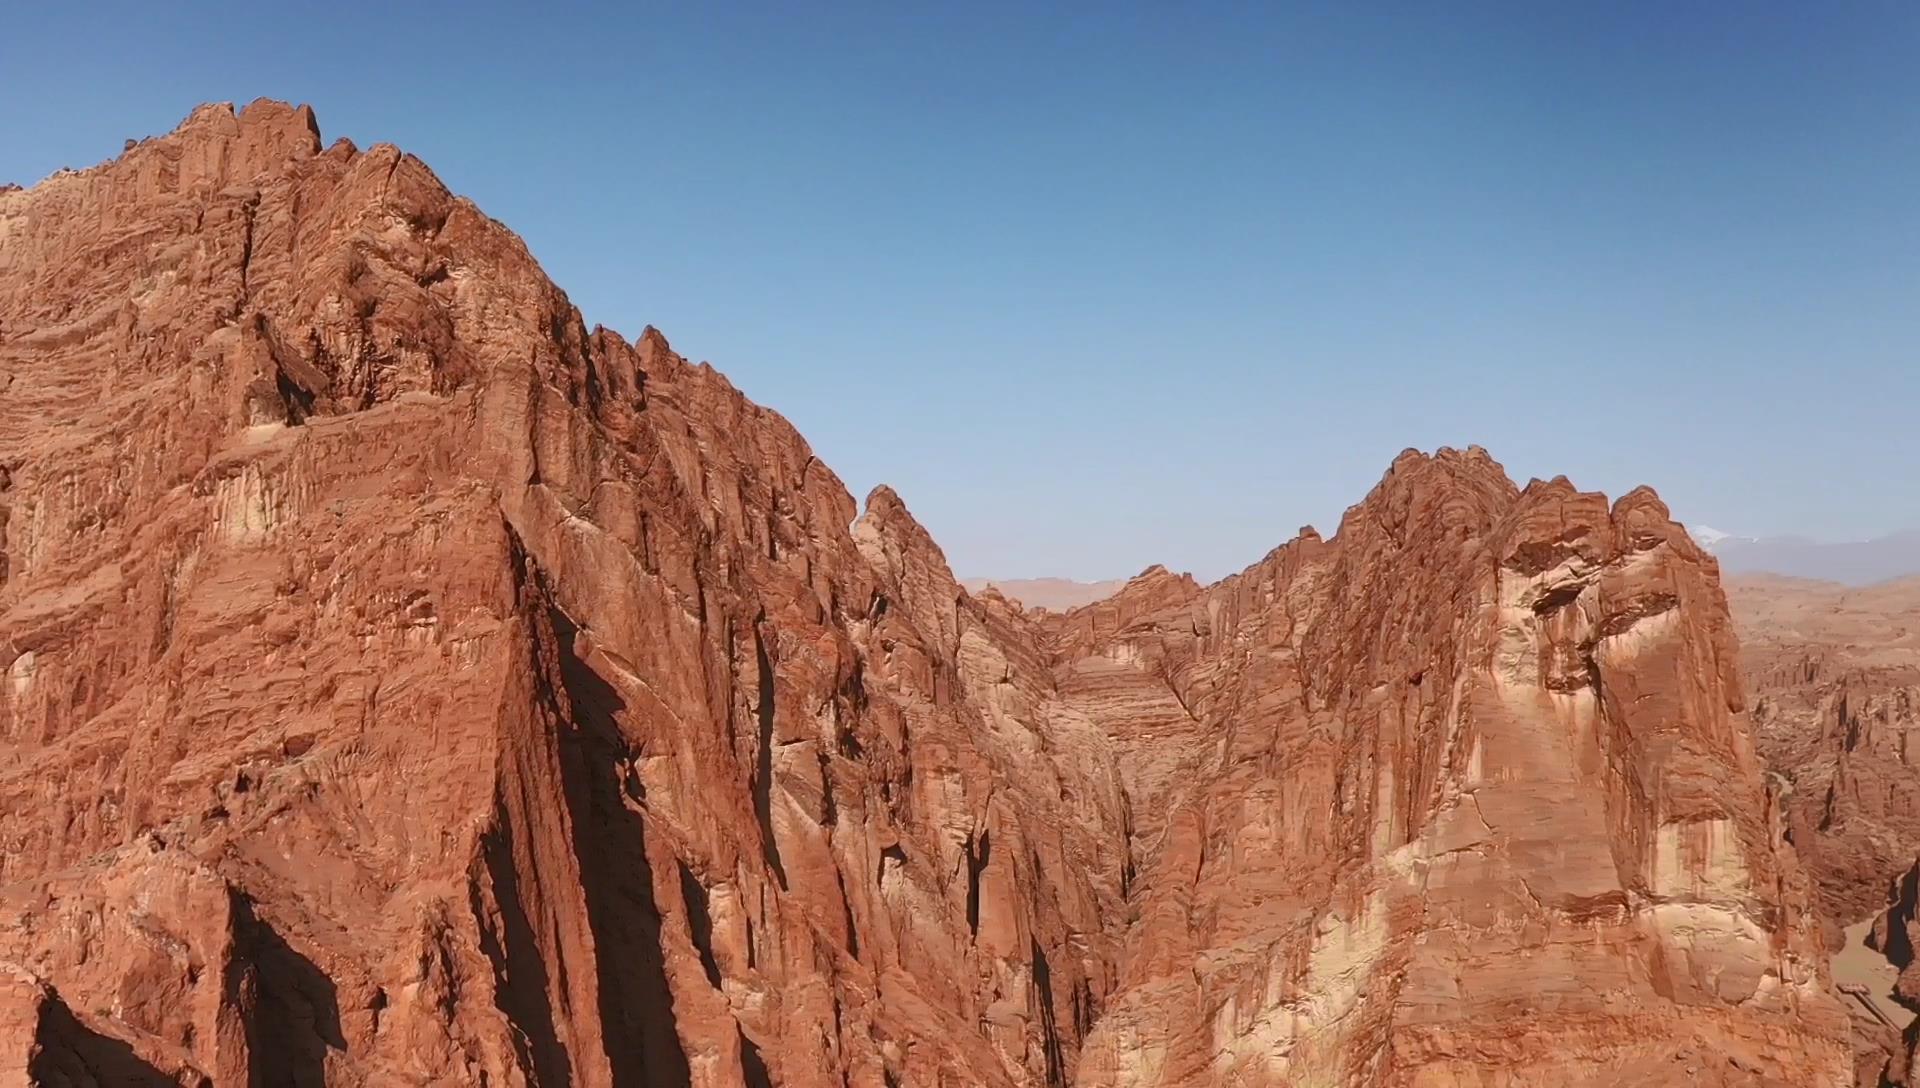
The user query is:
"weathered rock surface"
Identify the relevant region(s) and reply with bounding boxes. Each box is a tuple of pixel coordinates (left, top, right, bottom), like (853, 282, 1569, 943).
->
(0, 101, 1856, 1085)
(1732, 575, 1920, 1084)
(0, 99, 1123, 1088)
(1736, 576, 1920, 926)
(1050, 454, 1849, 1087)
(1857, 856, 1920, 1087)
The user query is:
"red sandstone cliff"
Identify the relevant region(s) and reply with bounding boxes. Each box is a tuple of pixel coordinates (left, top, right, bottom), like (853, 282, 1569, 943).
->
(1048, 453, 1850, 1086)
(0, 101, 1857, 1086)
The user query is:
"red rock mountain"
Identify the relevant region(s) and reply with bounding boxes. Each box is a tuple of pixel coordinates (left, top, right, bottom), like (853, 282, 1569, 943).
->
(0, 101, 1860, 1085)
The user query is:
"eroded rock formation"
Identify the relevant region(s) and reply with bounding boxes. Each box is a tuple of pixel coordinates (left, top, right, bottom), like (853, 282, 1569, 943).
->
(1732, 575, 1920, 1084)
(1047, 454, 1849, 1087)
(0, 101, 1857, 1085)
(1737, 576, 1920, 927)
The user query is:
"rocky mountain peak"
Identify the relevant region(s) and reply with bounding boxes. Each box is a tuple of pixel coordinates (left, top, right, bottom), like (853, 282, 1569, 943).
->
(0, 101, 1863, 1087)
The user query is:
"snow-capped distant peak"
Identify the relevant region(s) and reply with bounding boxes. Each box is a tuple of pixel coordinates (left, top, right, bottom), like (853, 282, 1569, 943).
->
(1690, 525, 1736, 548)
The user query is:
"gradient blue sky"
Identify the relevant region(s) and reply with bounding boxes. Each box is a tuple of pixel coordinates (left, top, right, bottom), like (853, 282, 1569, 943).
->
(5, 3, 1916, 580)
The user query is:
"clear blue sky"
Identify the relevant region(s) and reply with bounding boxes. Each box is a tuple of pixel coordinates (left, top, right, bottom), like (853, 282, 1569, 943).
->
(5, 3, 1916, 580)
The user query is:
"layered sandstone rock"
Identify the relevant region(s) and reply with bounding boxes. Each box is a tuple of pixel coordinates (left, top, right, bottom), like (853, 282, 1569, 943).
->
(0, 959, 210, 1087)
(1732, 575, 1920, 1083)
(1845, 849, 1920, 1088)
(0, 101, 1855, 1085)
(0, 99, 1122, 1087)
(1055, 453, 1849, 1087)
(1736, 576, 1920, 925)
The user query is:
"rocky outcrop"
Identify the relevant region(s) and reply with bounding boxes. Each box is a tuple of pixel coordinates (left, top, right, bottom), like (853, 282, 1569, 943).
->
(0, 99, 1123, 1087)
(1730, 576, 1920, 1082)
(0, 960, 212, 1086)
(0, 101, 1856, 1085)
(1058, 453, 1849, 1086)
(1735, 576, 1920, 929)
(1863, 857, 1920, 1085)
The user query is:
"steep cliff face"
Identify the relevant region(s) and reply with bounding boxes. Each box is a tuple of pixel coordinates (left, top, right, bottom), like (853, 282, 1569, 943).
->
(0, 100, 1124, 1087)
(1732, 576, 1920, 1084)
(0, 102, 1854, 1086)
(1056, 451, 1849, 1087)
(1736, 576, 1920, 927)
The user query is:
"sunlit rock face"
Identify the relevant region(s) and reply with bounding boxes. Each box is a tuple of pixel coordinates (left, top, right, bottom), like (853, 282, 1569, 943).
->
(1734, 574, 1920, 927)
(1731, 575, 1920, 1084)
(1060, 451, 1848, 1087)
(0, 102, 1851, 1086)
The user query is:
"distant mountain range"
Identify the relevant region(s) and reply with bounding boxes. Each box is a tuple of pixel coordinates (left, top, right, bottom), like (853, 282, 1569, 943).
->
(1693, 528, 1920, 585)
(958, 576, 1127, 611)
(968, 527, 1919, 610)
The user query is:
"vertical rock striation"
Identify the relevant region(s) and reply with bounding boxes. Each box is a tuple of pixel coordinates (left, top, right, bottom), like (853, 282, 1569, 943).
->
(1732, 575, 1920, 1084)
(0, 102, 1855, 1085)
(1736, 576, 1920, 928)
(1061, 451, 1848, 1087)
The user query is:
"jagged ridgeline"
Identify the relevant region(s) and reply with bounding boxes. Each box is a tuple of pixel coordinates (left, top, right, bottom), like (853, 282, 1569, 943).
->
(0, 101, 1854, 1086)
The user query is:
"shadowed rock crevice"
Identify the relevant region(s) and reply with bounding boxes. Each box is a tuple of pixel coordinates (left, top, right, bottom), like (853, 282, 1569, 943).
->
(1031, 938, 1065, 1086)
(753, 620, 789, 890)
(30, 991, 180, 1088)
(678, 862, 723, 989)
(473, 814, 574, 1087)
(237, 899, 343, 1087)
(1072, 977, 1096, 1040)
(739, 1027, 775, 1088)
(836, 867, 861, 957)
(965, 828, 991, 938)
(548, 604, 695, 1088)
